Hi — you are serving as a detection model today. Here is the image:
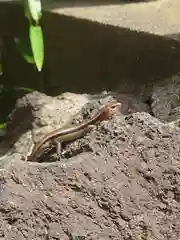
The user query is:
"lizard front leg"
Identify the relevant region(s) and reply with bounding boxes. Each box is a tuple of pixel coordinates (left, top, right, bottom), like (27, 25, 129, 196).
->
(52, 139, 62, 161)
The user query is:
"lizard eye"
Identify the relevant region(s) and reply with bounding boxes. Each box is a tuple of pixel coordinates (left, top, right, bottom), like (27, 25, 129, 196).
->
(110, 102, 121, 110)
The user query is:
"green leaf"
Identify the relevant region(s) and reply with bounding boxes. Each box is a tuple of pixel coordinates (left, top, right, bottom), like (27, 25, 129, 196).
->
(23, 0, 32, 22)
(27, 0, 42, 23)
(0, 123, 6, 129)
(0, 123, 7, 137)
(14, 38, 35, 64)
(14, 86, 35, 93)
(29, 25, 44, 71)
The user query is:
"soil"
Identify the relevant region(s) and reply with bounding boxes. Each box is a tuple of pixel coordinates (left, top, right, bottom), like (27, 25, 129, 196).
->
(0, 91, 180, 239)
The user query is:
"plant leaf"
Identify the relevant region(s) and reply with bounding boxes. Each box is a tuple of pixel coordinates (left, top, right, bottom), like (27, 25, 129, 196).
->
(0, 123, 7, 137)
(27, 0, 42, 23)
(29, 25, 44, 71)
(14, 37, 35, 64)
(14, 86, 35, 93)
(23, 0, 32, 21)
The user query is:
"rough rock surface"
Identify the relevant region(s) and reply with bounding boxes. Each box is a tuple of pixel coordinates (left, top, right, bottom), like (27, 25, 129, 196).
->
(1, 89, 180, 239)
(1, 1, 180, 239)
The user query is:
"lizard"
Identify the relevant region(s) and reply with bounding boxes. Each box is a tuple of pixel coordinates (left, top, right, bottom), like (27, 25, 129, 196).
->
(27, 102, 121, 162)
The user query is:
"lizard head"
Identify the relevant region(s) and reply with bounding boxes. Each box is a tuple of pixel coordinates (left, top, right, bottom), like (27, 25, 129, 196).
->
(99, 102, 121, 121)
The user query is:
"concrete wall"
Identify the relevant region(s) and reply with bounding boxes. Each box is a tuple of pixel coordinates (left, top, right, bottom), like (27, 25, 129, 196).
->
(0, 2, 180, 96)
